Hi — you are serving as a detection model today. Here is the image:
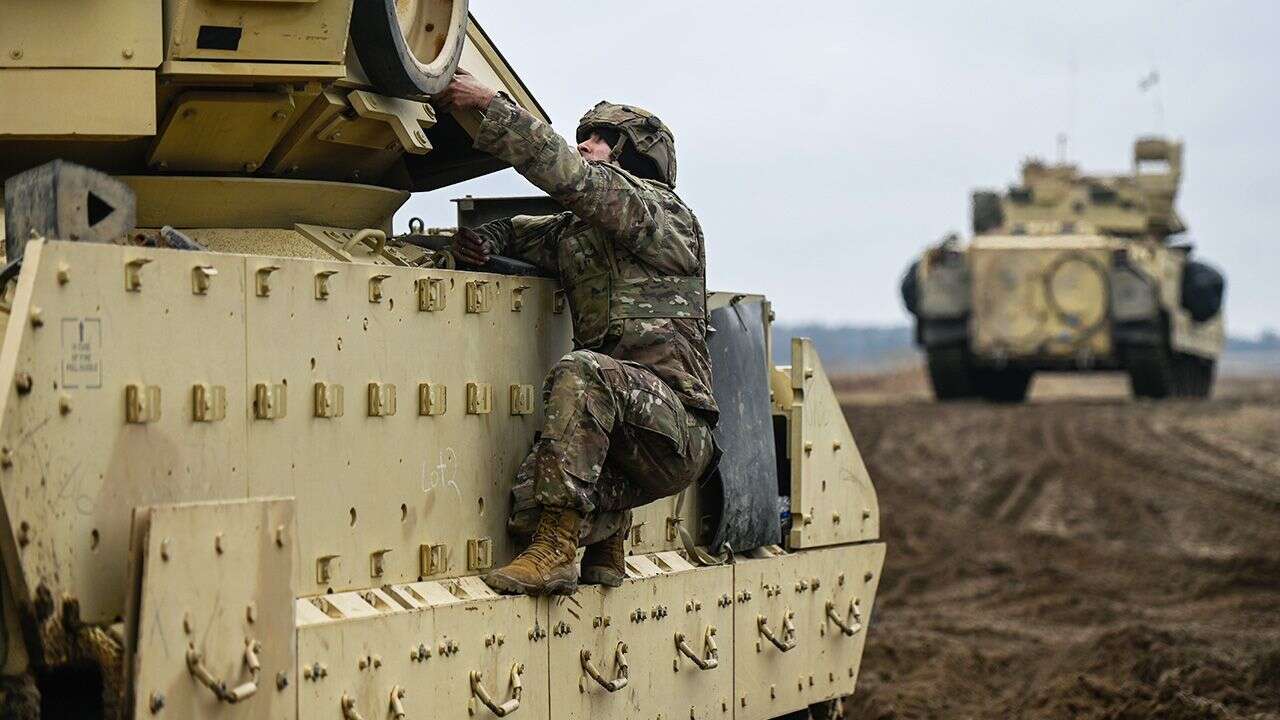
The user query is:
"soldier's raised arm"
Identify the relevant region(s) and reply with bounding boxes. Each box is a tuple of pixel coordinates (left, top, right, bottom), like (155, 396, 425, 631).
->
(437, 73, 673, 256)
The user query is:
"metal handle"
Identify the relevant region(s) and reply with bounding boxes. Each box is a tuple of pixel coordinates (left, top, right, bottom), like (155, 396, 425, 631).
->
(186, 638, 261, 704)
(674, 626, 719, 671)
(389, 685, 407, 720)
(342, 228, 387, 256)
(826, 599, 864, 637)
(341, 694, 366, 720)
(471, 662, 524, 716)
(758, 611, 797, 652)
(581, 642, 629, 692)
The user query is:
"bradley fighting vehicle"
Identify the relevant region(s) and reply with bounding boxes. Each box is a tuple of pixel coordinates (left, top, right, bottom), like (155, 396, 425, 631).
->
(0, 1, 883, 718)
(902, 137, 1225, 402)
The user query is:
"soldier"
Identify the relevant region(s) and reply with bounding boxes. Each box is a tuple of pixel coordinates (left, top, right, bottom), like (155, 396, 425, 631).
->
(436, 71, 718, 595)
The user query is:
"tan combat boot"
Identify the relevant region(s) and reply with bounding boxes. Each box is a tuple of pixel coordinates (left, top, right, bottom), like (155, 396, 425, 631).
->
(580, 528, 626, 588)
(485, 508, 582, 595)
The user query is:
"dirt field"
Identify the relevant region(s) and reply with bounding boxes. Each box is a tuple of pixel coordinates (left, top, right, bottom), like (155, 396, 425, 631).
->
(836, 368, 1280, 719)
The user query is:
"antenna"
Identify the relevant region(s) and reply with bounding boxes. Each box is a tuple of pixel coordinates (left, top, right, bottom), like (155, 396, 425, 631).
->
(1056, 53, 1077, 166)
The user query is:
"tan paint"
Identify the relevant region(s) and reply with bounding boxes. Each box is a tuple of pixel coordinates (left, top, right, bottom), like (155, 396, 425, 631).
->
(969, 236, 1117, 359)
(0, 6, 884, 715)
(0, 69, 156, 138)
(777, 339, 880, 549)
(0, 8, 538, 189)
(920, 137, 1223, 368)
(0, 0, 161, 69)
(129, 499, 296, 719)
(163, 0, 354, 65)
(0, 239, 883, 717)
(732, 544, 885, 719)
(121, 176, 408, 230)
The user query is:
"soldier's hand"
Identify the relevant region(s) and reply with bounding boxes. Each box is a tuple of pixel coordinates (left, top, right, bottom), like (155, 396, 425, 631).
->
(435, 68, 498, 112)
(453, 227, 491, 266)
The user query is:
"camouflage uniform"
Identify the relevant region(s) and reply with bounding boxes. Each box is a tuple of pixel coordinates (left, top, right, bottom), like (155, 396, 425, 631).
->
(471, 95, 718, 524)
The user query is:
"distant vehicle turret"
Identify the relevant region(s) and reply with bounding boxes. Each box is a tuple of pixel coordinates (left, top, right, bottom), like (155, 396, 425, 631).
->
(903, 137, 1225, 402)
(972, 136, 1186, 239)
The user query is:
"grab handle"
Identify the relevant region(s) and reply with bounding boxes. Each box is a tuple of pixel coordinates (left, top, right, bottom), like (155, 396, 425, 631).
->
(758, 611, 798, 652)
(674, 626, 719, 671)
(581, 642, 629, 692)
(186, 638, 260, 704)
(826, 599, 864, 637)
(342, 228, 387, 256)
(471, 662, 525, 716)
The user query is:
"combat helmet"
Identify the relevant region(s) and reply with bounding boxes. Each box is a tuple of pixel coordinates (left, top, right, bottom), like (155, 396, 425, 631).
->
(576, 101, 677, 186)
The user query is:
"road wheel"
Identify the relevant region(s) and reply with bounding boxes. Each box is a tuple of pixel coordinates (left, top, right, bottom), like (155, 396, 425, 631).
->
(974, 368, 1033, 403)
(1124, 343, 1176, 399)
(1173, 353, 1215, 398)
(1201, 359, 1217, 398)
(926, 344, 974, 400)
(351, 0, 470, 97)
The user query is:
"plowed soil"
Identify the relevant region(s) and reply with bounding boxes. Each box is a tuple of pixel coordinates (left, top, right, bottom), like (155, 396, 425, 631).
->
(837, 369, 1280, 720)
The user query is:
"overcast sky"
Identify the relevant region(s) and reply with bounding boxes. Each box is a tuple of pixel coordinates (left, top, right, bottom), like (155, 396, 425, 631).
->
(398, 1, 1280, 336)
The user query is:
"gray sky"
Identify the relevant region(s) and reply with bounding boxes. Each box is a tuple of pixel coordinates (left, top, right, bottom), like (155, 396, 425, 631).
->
(398, 1, 1280, 336)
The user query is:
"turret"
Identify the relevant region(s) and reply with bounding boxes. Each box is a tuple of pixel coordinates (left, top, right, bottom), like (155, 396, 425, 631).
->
(1132, 135, 1186, 236)
(971, 135, 1187, 240)
(0, 1, 547, 238)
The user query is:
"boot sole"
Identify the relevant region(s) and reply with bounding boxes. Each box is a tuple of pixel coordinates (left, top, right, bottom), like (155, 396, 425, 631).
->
(485, 570, 579, 596)
(580, 567, 624, 588)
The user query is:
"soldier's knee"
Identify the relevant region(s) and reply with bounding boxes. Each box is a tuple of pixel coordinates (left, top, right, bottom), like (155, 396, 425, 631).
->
(543, 351, 617, 433)
(548, 350, 607, 390)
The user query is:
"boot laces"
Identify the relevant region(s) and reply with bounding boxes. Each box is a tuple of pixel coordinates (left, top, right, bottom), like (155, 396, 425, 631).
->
(520, 511, 572, 566)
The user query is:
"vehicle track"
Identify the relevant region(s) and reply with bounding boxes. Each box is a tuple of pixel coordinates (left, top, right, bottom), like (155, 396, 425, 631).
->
(839, 375, 1280, 719)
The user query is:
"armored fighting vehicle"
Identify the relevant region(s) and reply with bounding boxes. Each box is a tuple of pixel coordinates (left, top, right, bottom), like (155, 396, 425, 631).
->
(0, 2, 883, 718)
(902, 137, 1225, 402)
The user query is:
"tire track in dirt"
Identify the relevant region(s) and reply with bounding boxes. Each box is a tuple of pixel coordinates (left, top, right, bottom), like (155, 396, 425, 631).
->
(1169, 424, 1280, 496)
(1094, 410, 1280, 508)
(839, 376, 1280, 720)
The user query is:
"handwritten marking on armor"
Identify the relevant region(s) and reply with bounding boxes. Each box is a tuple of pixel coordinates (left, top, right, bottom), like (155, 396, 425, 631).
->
(422, 448, 461, 503)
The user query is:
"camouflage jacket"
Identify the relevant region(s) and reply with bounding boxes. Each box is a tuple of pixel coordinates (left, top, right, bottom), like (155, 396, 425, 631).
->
(472, 94, 718, 421)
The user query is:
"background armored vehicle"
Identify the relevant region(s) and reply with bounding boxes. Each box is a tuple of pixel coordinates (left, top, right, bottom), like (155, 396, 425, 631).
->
(0, 2, 883, 718)
(902, 137, 1225, 402)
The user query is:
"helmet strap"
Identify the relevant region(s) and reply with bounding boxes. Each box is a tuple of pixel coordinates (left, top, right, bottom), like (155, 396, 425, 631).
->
(608, 134, 628, 163)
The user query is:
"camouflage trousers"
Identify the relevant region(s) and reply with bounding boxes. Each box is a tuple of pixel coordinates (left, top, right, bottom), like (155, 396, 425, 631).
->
(508, 350, 716, 544)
